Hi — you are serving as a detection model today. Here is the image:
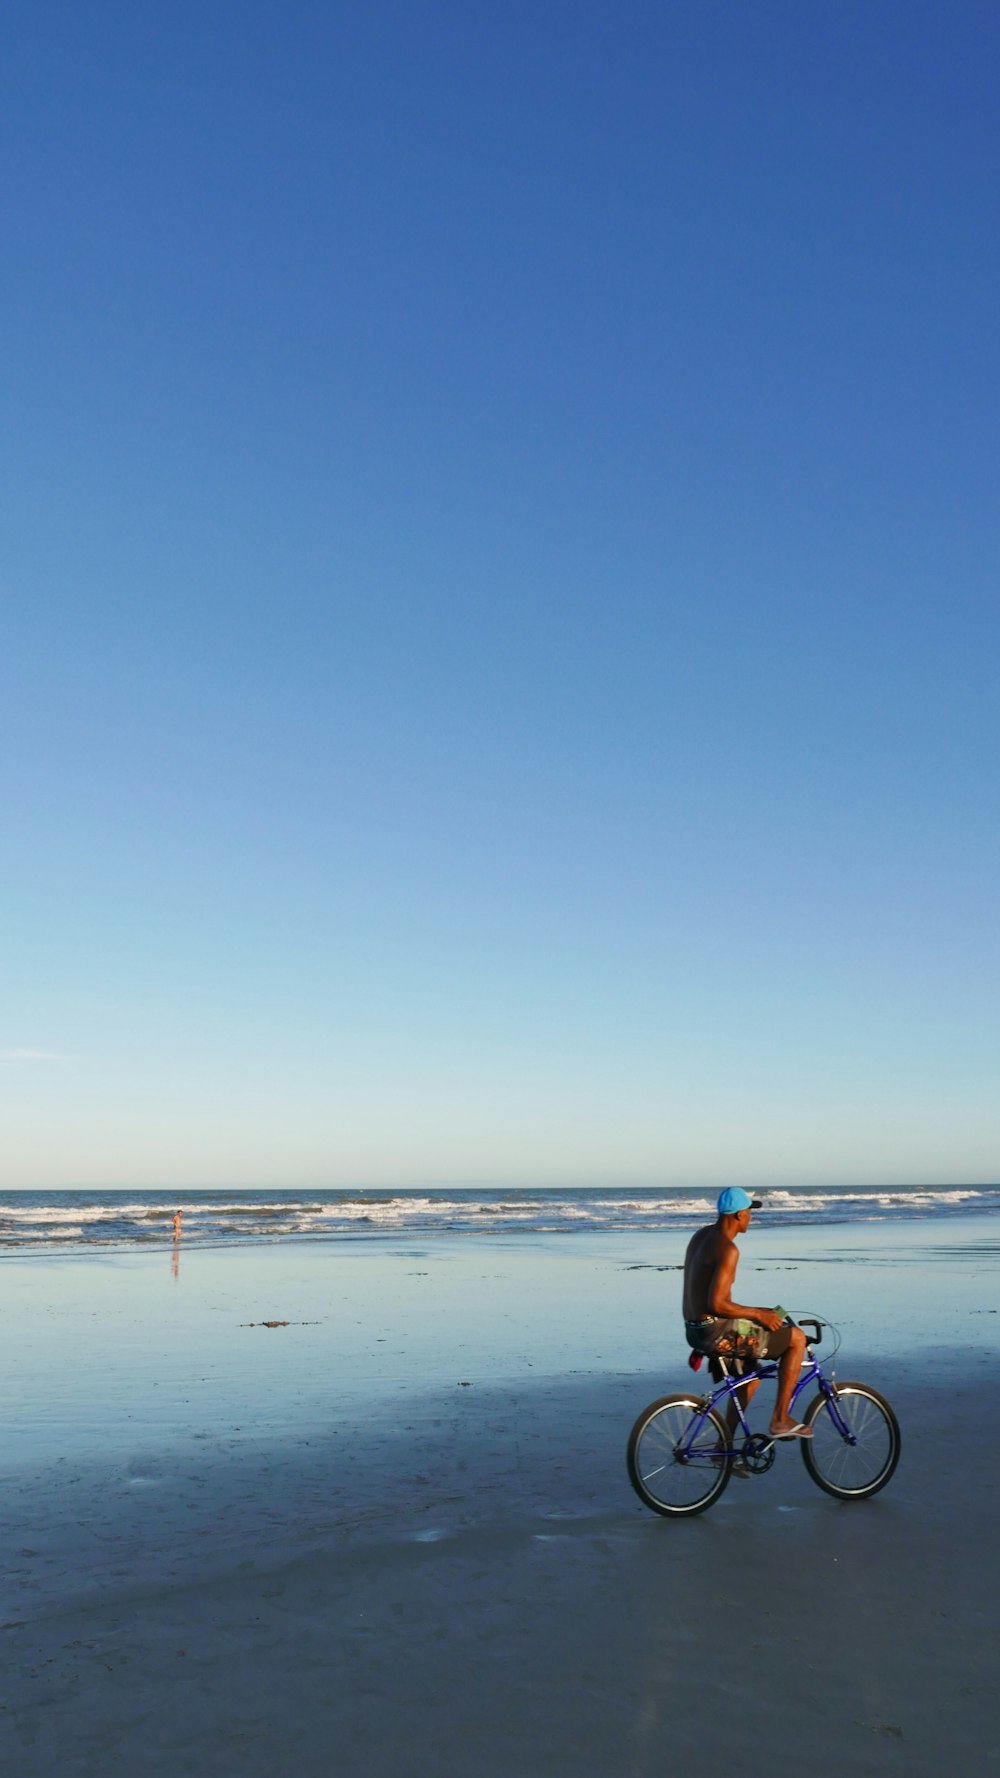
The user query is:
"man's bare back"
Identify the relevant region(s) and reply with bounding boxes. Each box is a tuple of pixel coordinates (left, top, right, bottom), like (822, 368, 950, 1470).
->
(682, 1222, 737, 1321)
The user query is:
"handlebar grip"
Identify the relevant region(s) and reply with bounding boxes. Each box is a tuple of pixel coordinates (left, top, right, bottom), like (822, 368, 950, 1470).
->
(797, 1318, 823, 1345)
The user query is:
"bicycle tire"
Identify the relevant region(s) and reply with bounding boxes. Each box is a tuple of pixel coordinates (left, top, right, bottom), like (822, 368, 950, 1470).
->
(800, 1381, 900, 1500)
(627, 1393, 732, 1517)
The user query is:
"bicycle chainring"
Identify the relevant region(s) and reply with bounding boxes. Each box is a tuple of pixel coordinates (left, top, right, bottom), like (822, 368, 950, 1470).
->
(740, 1434, 777, 1474)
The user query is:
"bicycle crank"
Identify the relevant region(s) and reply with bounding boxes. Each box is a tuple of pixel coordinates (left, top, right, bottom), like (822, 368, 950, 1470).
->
(740, 1434, 777, 1474)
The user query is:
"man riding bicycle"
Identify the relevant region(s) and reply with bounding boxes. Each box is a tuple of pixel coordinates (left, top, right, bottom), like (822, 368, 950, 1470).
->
(683, 1188, 812, 1440)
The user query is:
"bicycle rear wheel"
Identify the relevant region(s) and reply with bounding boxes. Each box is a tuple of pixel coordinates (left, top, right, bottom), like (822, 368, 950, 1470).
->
(627, 1393, 731, 1517)
(801, 1382, 900, 1499)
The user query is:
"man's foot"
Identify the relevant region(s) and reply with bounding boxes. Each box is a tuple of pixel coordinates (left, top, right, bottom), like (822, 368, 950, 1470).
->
(768, 1420, 813, 1440)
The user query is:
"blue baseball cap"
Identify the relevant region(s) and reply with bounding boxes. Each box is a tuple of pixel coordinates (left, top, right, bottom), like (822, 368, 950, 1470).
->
(717, 1187, 763, 1215)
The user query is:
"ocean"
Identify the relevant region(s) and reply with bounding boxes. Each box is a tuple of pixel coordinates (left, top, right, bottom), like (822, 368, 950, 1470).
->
(1, 1183, 998, 1249)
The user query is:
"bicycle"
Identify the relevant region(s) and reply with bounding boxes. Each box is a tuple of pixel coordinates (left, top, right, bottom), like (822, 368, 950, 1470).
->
(627, 1315, 900, 1517)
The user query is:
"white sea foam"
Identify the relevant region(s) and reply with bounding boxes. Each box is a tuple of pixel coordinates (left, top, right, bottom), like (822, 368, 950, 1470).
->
(0, 1184, 997, 1249)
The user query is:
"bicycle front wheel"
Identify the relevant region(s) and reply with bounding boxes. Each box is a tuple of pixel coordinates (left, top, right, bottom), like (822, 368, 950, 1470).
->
(627, 1393, 731, 1517)
(801, 1382, 900, 1500)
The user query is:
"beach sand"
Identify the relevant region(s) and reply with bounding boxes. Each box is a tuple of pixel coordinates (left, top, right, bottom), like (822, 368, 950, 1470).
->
(2, 1223, 997, 1775)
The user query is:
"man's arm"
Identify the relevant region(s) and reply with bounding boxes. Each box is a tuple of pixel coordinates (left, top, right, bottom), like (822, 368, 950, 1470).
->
(709, 1241, 783, 1332)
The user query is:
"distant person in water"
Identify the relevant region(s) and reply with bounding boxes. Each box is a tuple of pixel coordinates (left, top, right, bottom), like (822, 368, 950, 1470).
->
(682, 1188, 811, 1440)
(172, 1209, 183, 1238)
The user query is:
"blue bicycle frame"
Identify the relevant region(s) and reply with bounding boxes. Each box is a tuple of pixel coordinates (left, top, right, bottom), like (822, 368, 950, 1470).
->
(679, 1351, 854, 1461)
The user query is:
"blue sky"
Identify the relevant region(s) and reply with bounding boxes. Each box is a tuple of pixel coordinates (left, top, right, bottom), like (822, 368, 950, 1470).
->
(2, 2, 998, 1188)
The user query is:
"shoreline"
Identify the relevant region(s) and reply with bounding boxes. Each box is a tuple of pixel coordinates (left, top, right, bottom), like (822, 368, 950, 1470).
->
(3, 1182, 999, 1256)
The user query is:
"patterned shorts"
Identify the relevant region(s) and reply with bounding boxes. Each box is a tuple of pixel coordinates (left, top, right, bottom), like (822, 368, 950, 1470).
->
(685, 1316, 768, 1362)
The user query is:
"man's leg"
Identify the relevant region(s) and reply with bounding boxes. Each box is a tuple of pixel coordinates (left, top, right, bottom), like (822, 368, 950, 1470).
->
(765, 1324, 808, 1434)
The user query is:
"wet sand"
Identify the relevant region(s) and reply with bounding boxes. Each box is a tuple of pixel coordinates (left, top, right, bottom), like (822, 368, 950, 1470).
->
(2, 1225, 997, 1775)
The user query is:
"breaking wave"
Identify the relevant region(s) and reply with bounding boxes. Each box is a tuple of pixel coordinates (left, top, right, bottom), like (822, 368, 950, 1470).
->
(0, 1184, 998, 1250)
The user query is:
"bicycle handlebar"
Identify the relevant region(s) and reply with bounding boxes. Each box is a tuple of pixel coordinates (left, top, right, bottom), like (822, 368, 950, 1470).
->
(796, 1317, 823, 1345)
